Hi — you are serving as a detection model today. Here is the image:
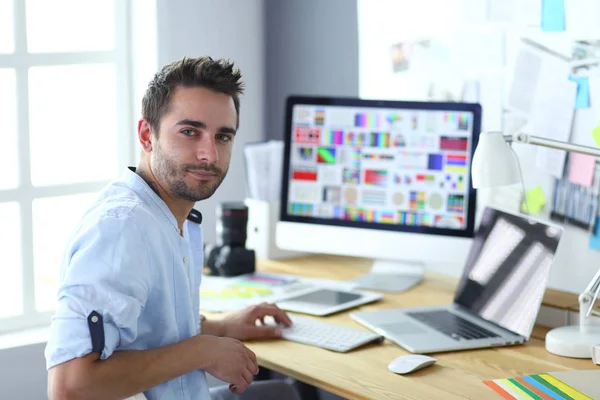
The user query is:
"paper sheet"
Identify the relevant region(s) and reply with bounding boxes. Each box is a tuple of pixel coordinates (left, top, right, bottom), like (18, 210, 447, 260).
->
(532, 75, 576, 177)
(507, 41, 571, 119)
(199, 273, 358, 312)
(514, 44, 576, 178)
(244, 140, 284, 202)
(568, 153, 596, 187)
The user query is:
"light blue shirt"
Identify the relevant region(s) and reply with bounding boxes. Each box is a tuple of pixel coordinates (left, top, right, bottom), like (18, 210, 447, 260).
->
(45, 167, 210, 400)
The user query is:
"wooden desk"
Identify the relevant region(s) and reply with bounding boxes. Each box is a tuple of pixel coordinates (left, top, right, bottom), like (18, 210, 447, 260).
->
(208, 255, 594, 400)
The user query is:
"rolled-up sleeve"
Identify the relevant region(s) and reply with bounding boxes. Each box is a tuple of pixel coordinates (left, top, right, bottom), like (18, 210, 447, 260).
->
(45, 214, 152, 370)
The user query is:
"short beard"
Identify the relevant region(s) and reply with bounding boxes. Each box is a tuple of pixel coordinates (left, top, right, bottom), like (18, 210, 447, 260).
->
(153, 141, 227, 202)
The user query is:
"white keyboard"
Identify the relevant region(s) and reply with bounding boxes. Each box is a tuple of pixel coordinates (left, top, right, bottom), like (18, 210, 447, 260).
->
(274, 315, 384, 352)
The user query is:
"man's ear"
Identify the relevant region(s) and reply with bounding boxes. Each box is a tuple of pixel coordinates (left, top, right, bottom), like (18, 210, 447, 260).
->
(138, 119, 153, 153)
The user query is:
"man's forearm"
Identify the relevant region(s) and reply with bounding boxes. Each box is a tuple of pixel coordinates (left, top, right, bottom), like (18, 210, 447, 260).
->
(49, 335, 215, 400)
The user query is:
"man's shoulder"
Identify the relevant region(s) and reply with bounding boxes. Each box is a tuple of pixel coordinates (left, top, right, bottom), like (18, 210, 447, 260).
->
(78, 184, 161, 238)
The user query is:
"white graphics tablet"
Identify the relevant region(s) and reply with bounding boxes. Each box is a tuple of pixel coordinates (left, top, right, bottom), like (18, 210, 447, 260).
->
(276, 287, 383, 316)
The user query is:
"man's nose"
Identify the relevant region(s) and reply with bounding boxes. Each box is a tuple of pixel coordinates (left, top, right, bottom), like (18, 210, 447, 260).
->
(196, 136, 218, 163)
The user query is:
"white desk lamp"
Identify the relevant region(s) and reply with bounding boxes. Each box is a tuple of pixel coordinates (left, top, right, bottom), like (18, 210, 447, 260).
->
(472, 131, 600, 358)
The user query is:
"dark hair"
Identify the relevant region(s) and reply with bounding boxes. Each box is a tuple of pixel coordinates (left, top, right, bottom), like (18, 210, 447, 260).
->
(142, 56, 244, 133)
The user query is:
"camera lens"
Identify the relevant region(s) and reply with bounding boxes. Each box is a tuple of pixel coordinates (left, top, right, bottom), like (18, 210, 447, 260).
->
(216, 202, 248, 246)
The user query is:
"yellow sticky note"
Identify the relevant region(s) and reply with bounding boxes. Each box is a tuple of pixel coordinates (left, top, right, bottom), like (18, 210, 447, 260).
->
(521, 185, 546, 214)
(593, 122, 600, 147)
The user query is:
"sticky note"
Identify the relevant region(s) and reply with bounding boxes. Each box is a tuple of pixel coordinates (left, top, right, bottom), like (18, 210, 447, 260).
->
(590, 217, 600, 250)
(593, 122, 600, 148)
(568, 153, 595, 186)
(569, 76, 590, 109)
(541, 0, 566, 32)
(521, 185, 546, 215)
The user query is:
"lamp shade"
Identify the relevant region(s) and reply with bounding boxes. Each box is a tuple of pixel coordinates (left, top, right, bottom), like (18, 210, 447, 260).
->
(471, 131, 520, 188)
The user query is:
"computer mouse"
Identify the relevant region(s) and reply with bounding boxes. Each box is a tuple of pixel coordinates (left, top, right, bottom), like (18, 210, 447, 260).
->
(387, 354, 437, 374)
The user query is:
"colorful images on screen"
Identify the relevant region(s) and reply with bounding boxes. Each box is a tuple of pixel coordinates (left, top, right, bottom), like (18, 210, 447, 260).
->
(440, 136, 468, 151)
(289, 203, 314, 216)
(363, 153, 394, 161)
(387, 113, 403, 125)
(314, 109, 325, 126)
(297, 147, 313, 161)
(294, 126, 321, 144)
(322, 129, 344, 145)
(369, 132, 390, 148)
(398, 212, 433, 226)
(292, 167, 317, 181)
(364, 169, 387, 187)
(435, 215, 464, 228)
(458, 113, 469, 130)
(322, 186, 341, 203)
(343, 168, 360, 184)
(445, 154, 467, 173)
(447, 194, 465, 213)
(428, 153, 443, 171)
(355, 113, 379, 129)
(286, 104, 473, 232)
(393, 134, 406, 147)
(409, 191, 426, 210)
(316, 147, 336, 164)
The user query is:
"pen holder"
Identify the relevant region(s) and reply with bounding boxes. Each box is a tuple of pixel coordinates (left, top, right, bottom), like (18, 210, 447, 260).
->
(244, 198, 306, 260)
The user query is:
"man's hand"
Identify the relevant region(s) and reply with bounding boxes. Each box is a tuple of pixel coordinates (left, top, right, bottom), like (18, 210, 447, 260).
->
(202, 335, 259, 394)
(220, 303, 293, 341)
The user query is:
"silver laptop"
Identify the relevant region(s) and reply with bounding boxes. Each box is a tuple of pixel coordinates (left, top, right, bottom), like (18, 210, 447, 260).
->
(350, 206, 563, 354)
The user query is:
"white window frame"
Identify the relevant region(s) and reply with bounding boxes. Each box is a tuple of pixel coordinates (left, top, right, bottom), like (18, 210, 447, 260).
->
(0, 0, 135, 333)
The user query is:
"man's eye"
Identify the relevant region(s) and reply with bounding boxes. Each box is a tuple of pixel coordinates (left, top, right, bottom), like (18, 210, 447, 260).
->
(218, 134, 232, 142)
(182, 129, 196, 136)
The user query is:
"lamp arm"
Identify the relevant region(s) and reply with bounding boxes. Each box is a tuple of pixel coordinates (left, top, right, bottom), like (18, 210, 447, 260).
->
(577, 267, 600, 332)
(509, 133, 600, 158)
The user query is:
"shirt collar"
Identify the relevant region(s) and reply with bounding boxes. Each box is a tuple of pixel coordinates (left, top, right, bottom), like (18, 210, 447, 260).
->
(123, 167, 180, 233)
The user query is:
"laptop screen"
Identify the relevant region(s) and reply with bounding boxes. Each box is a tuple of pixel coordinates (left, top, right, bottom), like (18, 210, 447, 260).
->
(453, 207, 562, 338)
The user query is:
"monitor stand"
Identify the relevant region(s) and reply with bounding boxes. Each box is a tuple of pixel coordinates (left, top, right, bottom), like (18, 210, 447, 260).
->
(352, 260, 424, 293)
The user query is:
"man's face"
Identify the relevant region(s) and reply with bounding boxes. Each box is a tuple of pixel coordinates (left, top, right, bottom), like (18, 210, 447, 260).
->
(151, 86, 237, 202)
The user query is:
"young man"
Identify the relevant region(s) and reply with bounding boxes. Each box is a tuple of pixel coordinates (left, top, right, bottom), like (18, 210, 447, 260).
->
(45, 57, 296, 400)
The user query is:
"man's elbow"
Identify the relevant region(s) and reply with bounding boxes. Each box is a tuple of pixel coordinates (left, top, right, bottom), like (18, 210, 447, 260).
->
(48, 363, 94, 400)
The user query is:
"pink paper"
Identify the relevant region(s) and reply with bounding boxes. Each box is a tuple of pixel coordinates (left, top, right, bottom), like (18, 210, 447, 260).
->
(568, 153, 596, 187)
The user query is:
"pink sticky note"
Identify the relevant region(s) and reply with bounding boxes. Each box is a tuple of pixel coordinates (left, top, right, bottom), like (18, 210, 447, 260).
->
(568, 153, 596, 187)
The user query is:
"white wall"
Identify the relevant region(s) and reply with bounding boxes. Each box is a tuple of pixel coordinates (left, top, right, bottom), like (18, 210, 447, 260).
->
(155, 0, 266, 245)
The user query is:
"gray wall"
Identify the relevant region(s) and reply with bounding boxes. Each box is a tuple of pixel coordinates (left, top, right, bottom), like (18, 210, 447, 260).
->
(0, 342, 47, 399)
(265, 0, 359, 140)
(156, 0, 266, 245)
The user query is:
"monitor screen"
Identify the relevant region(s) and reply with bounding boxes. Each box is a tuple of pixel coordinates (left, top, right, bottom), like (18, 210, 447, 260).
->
(280, 96, 481, 238)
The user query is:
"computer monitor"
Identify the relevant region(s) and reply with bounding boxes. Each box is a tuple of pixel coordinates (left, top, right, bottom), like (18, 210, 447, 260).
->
(276, 96, 481, 292)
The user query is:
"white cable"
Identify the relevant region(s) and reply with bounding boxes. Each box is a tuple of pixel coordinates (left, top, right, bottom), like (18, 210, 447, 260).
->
(508, 143, 529, 214)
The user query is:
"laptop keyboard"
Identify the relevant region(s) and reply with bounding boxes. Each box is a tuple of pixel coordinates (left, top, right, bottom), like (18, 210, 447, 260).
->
(407, 310, 500, 341)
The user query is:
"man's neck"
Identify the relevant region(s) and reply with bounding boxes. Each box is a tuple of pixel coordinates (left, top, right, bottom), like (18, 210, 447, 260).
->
(134, 164, 193, 232)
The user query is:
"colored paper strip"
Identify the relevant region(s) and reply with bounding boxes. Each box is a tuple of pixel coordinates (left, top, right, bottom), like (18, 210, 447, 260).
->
(509, 378, 544, 400)
(518, 376, 557, 400)
(531, 375, 573, 400)
(496, 379, 531, 399)
(485, 380, 517, 400)
(539, 374, 592, 400)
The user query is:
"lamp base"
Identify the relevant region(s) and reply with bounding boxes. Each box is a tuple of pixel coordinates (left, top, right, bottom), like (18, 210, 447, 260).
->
(545, 325, 600, 358)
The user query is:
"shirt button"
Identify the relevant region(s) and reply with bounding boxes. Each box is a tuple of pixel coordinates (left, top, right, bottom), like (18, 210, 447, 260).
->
(183, 257, 188, 264)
